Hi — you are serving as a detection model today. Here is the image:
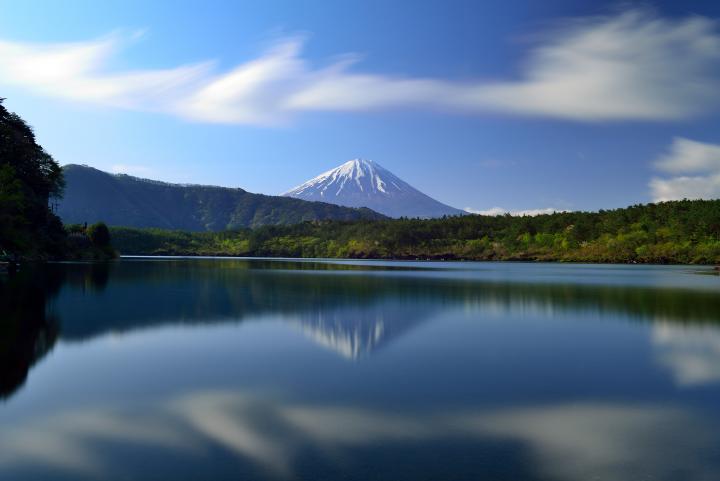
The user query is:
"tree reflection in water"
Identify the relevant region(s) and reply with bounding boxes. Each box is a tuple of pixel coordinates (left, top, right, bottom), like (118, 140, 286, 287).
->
(0, 263, 110, 398)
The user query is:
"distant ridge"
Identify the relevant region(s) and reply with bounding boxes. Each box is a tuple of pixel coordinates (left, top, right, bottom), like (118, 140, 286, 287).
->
(58, 164, 385, 231)
(283, 159, 465, 218)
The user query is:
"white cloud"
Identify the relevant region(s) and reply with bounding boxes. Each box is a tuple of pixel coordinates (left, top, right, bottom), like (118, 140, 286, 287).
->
(650, 174, 720, 202)
(465, 206, 507, 216)
(0, 33, 211, 113)
(465, 206, 565, 216)
(655, 137, 720, 174)
(472, 10, 720, 121)
(650, 138, 720, 201)
(0, 9, 719, 125)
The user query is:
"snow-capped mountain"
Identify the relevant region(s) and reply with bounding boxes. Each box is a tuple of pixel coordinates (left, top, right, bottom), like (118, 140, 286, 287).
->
(282, 159, 464, 218)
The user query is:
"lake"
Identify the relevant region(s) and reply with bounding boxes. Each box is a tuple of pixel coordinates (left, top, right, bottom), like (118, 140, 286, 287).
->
(2, 258, 720, 481)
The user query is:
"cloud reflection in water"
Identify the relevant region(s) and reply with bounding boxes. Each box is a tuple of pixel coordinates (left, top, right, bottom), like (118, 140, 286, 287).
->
(654, 323, 720, 386)
(2, 389, 718, 481)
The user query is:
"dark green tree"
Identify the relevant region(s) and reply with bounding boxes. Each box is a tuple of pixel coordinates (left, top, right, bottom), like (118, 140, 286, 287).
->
(88, 222, 111, 247)
(0, 98, 65, 258)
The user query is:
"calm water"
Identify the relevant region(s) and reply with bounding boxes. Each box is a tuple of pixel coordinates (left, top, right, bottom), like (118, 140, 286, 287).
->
(2, 258, 720, 481)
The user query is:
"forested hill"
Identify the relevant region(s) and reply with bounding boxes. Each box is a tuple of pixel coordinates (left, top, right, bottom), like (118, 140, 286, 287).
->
(58, 165, 385, 231)
(111, 199, 720, 264)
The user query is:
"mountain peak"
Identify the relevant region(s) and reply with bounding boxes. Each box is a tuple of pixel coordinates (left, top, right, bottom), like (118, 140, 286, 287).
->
(283, 159, 464, 218)
(337, 158, 379, 171)
(344, 158, 377, 168)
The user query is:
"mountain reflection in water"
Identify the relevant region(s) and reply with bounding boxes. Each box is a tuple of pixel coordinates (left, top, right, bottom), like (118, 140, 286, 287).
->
(2, 259, 720, 398)
(2, 259, 720, 481)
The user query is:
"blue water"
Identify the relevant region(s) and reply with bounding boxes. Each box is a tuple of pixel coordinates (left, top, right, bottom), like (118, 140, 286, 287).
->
(1, 258, 720, 480)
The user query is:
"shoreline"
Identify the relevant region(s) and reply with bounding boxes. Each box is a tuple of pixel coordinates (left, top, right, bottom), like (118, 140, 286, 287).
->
(113, 254, 720, 267)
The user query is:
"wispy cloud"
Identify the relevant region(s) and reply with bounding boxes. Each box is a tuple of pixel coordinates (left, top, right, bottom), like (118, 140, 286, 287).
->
(465, 206, 566, 216)
(0, 32, 211, 113)
(650, 137, 720, 201)
(473, 9, 720, 121)
(1, 9, 719, 125)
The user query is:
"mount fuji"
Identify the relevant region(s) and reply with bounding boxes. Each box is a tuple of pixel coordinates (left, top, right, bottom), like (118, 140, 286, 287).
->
(283, 159, 464, 218)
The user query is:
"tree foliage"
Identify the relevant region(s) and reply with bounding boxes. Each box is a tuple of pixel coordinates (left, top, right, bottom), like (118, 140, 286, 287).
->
(111, 199, 720, 264)
(88, 222, 111, 247)
(0, 99, 65, 258)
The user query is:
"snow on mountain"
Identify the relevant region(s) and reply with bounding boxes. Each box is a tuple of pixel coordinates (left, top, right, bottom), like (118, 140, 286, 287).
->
(282, 159, 464, 218)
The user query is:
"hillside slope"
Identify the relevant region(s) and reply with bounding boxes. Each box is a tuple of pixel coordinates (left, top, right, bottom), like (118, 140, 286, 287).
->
(58, 165, 385, 230)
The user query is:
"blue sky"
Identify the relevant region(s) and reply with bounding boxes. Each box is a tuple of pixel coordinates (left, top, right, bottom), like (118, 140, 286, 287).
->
(1, 0, 720, 214)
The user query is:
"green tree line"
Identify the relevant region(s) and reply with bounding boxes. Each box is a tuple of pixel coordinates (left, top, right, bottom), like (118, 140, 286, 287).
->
(111, 199, 720, 264)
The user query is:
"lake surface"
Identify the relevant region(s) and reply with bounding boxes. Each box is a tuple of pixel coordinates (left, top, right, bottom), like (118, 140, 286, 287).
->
(2, 258, 720, 481)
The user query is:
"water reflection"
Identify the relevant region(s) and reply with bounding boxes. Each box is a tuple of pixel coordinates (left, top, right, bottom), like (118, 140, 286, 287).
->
(3, 259, 720, 480)
(653, 323, 720, 386)
(46, 260, 720, 338)
(3, 387, 719, 481)
(0, 269, 60, 399)
(3, 259, 720, 398)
